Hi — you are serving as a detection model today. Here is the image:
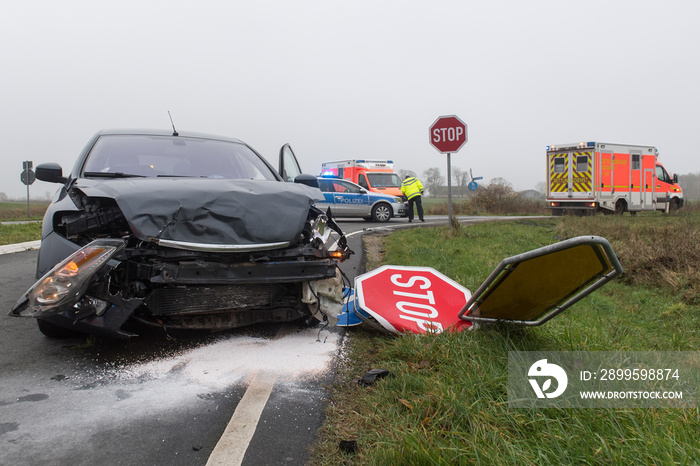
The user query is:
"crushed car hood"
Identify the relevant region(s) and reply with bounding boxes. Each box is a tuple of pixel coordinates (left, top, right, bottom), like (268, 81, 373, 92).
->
(73, 178, 325, 245)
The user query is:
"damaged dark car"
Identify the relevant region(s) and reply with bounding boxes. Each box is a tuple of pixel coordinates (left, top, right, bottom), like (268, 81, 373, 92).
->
(10, 129, 352, 339)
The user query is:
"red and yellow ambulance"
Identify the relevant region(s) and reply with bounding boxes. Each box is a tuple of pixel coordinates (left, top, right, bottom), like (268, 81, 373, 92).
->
(320, 160, 404, 198)
(547, 142, 683, 215)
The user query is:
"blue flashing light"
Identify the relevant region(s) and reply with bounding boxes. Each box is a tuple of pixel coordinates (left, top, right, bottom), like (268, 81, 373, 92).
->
(321, 171, 336, 177)
(355, 160, 365, 163)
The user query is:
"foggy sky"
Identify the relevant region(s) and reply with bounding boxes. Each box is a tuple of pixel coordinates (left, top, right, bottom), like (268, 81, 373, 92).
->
(2, 0, 699, 199)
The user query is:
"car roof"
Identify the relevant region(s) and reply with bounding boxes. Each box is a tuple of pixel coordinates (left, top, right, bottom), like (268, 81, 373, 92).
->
(96, 128, 246, 145)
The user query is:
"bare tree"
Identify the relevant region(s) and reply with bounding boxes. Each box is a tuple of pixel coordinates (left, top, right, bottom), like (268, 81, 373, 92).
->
(398, 168, 416, 179)
(451, 167, 470, 188)
(422, 167, 444, 197)
(535, 181, 547, 196)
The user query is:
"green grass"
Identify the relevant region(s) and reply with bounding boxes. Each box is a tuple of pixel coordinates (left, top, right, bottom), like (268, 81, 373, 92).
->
(311, 214, 700, 465)
(0, 222, 42, 245)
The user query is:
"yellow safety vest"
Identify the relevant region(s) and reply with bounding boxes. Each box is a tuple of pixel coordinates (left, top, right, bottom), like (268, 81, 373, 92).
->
(401, 177, 424, 200)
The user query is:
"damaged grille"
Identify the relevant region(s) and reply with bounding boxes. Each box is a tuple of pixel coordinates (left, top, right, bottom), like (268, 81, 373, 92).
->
(145, 283, 300, 316)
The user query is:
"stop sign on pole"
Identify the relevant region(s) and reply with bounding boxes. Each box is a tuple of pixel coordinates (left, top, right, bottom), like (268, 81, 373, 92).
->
(355, 265, 473, 334)
(429, 115, 468, 154)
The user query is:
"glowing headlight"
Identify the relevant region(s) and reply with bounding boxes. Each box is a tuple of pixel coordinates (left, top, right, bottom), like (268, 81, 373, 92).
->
(28, 239, 125, 312)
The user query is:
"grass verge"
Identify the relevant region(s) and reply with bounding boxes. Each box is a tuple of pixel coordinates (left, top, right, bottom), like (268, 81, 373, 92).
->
(0, 222, 42, 245)
(310, 213, 700, 465)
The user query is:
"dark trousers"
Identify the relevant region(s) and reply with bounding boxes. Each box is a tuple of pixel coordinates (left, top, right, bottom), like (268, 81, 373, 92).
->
(407, 196, 423, 221)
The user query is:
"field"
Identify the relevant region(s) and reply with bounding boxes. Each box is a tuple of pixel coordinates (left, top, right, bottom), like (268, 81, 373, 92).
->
(310, 213, 700, 465)
(0, 201, 49, 221)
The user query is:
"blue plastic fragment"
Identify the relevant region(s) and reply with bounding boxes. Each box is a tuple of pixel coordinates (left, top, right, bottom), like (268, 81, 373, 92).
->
(336, 287, 370, 327)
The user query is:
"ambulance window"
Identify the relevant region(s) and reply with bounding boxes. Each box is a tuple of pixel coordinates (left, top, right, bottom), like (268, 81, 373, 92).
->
(554, 157, 565, 173)
(656, 165, 670, 182)
(632, 154, 640, 170)
(576, 155, 588, 172)
(358, 174, 369, 189)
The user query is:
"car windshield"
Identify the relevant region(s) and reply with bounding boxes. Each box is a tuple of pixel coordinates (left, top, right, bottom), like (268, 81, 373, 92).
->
(367, 173, 401, 187)
(81, 134, 278, 181)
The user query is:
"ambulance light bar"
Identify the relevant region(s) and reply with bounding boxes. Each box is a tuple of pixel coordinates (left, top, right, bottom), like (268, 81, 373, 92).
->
(546, 142, 595, 151)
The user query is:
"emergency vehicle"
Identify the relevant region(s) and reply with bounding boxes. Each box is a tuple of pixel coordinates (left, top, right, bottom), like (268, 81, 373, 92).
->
(546, 142, 684, 215)
(320, 159, 404, 198)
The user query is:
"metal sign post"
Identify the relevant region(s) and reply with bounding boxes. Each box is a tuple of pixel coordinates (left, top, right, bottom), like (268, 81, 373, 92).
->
(468, 168, 482, 213)
(447, 152, 453, 221)
(21, 161, 35, 217)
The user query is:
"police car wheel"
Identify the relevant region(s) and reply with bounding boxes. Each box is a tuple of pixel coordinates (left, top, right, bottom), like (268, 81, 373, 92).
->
(372, 203, 392, 222)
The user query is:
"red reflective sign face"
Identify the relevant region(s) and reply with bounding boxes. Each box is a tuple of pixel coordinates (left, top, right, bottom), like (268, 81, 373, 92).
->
(429, 115, 468, 153)
(355, 265, 472, 334)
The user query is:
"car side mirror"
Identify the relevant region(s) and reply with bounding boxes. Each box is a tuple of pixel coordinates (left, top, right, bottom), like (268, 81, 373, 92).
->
(35, 163, 68, 184)
(673, 174, 678, 183)
(359, 188, 368, 194)
(294, 173, 319, 188)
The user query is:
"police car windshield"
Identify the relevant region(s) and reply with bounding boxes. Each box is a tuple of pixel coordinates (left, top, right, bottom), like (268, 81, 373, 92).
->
(367, 173, 401, 187)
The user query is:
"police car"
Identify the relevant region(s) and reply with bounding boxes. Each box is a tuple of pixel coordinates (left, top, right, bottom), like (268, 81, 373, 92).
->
(316, 176, 407, 222)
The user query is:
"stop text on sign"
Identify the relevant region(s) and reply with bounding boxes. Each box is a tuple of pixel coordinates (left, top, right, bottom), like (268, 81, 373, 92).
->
(432, 126, 464, 144)
(390, 273, 442, 332)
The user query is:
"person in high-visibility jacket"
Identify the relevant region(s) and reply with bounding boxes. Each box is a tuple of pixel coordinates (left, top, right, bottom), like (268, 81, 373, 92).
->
(401, 175, 424, 222)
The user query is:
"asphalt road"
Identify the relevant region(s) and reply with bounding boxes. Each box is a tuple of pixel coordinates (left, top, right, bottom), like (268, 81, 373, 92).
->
(0, 218, 377, 466)
(0, 215, 535, 465)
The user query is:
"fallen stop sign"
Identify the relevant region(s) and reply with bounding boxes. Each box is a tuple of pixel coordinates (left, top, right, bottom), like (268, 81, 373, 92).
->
(355, 265, 472, 333)
(430, 115, 468, 153)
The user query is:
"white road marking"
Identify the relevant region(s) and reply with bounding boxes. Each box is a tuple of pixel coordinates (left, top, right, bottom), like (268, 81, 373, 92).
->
(206, 370, 277, 466)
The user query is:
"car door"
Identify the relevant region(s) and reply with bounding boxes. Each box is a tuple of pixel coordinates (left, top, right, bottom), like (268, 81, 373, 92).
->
(278, 144, 302, 182)
(333, 180, 370, 217)
(316, 179, 336, 212)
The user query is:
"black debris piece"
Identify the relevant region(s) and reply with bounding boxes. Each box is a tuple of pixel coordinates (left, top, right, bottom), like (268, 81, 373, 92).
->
(358, 368, 394, 386)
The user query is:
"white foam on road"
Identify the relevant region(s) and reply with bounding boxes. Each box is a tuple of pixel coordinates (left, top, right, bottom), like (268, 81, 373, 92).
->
(1, 327, 342, 464)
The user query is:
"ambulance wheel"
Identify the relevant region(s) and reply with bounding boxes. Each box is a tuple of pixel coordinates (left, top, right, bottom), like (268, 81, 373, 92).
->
(371, 203, 392, 222)
(669, 199, 681, 212)
(614, 200, 626, 215)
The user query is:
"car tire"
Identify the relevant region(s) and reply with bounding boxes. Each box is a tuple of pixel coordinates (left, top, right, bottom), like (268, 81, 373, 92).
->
(371, 203, 392, 222)
(37, 319, 81, 339)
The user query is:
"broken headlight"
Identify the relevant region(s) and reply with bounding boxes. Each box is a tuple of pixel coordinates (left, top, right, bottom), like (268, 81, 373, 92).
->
(310, 214, 332, 246)
(27, 239, 125, 314)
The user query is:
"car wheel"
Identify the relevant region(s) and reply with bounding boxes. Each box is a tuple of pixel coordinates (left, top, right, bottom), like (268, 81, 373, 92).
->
(371, 203, 392, 222)
(37, 319, 80, 339)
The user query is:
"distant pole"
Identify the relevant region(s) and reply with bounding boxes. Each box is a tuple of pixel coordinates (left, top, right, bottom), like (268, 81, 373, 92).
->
(25, 166, 30, 217)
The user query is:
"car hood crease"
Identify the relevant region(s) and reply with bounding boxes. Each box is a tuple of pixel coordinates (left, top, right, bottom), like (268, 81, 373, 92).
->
(74, 178, 325, 245)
